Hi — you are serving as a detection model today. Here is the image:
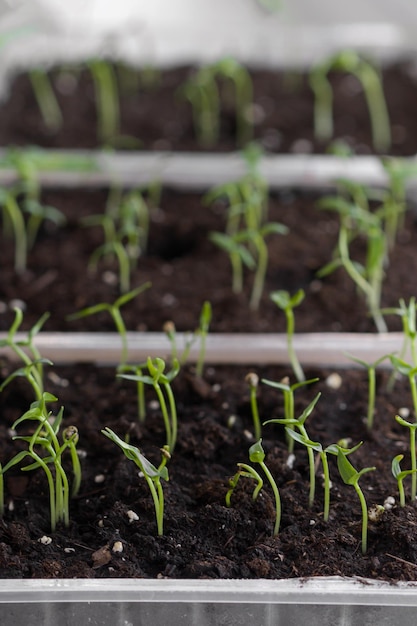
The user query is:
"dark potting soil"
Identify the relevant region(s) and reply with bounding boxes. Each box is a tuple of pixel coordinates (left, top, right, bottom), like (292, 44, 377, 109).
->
(1, 61, 417, 155)
(0, 360, 417, 581)
(1, 186, 417, 334)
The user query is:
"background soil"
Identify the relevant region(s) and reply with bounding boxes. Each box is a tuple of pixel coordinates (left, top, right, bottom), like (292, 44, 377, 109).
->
(0, 61, 417, 155)
(1, 186, 417, 334)
(0, 360, 416, 580)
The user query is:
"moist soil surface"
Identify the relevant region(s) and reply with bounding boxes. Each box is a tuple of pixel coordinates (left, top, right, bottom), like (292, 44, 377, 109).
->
(0, 360, 417, 581)
(1, 186, 417, 334)
(1, 61, 417, 155)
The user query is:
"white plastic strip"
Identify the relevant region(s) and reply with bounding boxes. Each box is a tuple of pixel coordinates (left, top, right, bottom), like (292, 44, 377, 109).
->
(0, 331, 406, 367)
(1, 150, 416, 191)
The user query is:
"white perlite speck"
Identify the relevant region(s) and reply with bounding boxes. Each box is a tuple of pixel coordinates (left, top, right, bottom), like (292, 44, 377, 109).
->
(112, 541, 124, 553)
(325, 372, 342, 390)
(94, 474, 105, 484)
(127, 510, 139, 523)
(38, 536, 52, 545)
(384, 496, 396, 510)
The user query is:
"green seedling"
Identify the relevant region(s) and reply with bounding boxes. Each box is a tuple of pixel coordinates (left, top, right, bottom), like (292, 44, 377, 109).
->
(0, 307, 50, 395)
(162, 300, 212, 376)
(180, 66, 220, 146)
(264, 393, 321, 508)
(261, 375, 319, 451)
(29, 68, 63, 131)
(0, 358, 52, 403)
(119, 356, 180, 453)
(389, 355, 417, 421)
(88, 59, 120, 145)
(0, 186, 27, 272)
(195, 300, 212, 377)
(102, 427, 169, 536)
(4, 392, 80, 531)
(394, 415, 417, 502)
(179, 57, 253, 146)
(270, 289, 305, 382)
(345, 353, 392, 431)
(225, 463, 263, 507)
(11, 148, 66, 250)
(309, 50, 391, 152)
(204, 143, 268, 237)
(245, 372, 261, 441)
(209, 230, 255, 294)
(285, 429, 332, 521)
(83, 188, 151, 292)
(211, 57, 254, 146)
(117, 361, 147, 423)
(379, 158, 417, 250)
(317, 200, 387, 333)
(66, 284, 151, 366)
(391, 454, 417, 507)
(327, 443, 375, 554)
(247, 439, 281, 535)
(383, 298, 417, 367)
(248, 223, 289, 310)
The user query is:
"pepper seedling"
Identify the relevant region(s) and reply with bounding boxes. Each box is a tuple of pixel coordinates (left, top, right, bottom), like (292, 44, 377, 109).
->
(264, 393, 321, 508)
(245, 372, 262, 441)
(118, 356, 180, 453)
(270, 290, 306, 382)
(345, 352, 392, 431)
(28, 68, 63, 131)
(394, 414, 417, 502)
(327, 443, 375, 555)
(309, 49, 391, 152)
(67, 284, 151, 367)
(391, 454, 417, 507)
(247, 439, 281, 535)
(102, 427, 169, 536)
(0, 307, 50, 395)
(261, 375, 319, 452)
(225, 463, 263, 507)
(4, 392, 80, 532)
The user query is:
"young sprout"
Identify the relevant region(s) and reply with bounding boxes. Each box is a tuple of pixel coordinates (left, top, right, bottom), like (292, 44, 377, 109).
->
(211, 57, 254, 146)
(162, 301, 212, 375)
(118, 357, 180, 453)
(345, 353, 391, 431)
(180, 66, 220, 146)
(391, 454, 417, 507)
(394, 415, 417, 502)
(261, 375, 319, 452)
(10, 148, 66, 250)
(317, 201, 387, 333)
(209, 230, 255, 294)
(270, 290, 305, 382)
(248, 439, 281, 535)
(285, 429, 332, 521)
(379, 158, 417, 250)
(309, 49, 391, 152)
(102, 427, 169, 536)
(389, 356, 417, 422)
(117, 361, 147, 423)
(0, 186, 27, 272)
(83, 188, 151, 293)
(245, 372, 261, 441)
(66, 284, 151, 367)
(195, 300, 212, 378)
(383, 298, 417, 367)
(264, 393, 321, 508)
(327, 443, 375, 555)
(88, 59, 120, 145)
(0, 307, 50, 395)
(179, 57, 253, 147)
(5, 392, 80, 531)
(225, 463, 263, 507)
(28, 68, 63, 131)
